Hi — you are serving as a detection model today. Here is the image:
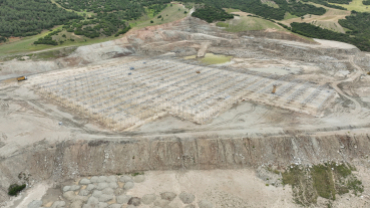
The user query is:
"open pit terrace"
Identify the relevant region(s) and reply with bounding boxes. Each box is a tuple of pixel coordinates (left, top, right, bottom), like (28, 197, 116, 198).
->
(27, 60, 337, 130)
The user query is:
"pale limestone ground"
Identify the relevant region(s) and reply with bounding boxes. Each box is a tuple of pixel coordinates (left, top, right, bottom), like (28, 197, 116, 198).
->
(127, 169, 296, 208)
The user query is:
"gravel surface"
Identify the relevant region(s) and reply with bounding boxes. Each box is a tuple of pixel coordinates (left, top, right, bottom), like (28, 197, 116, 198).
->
(90, 176, 99, 183)
(98, 194, 114, 202)
(161, 192, 177, 201)
(108, 182, 118, 189)
(102, 188, 114, 195)
(97, 183, 109, 190)
(116, 194, 131, 204)
(141, 194, 156, 204)
(98, 176, 108, 183)
(179, 192, 195, 204)
(69, 185, 81, 191)
(79, 178, 91, 185)
(123, 181, 134, 190)
(133, 175, 145, 183)
(27, 200, 42, 208)
(128, 197, 141, 206)
(120, 175, 133, 183)
(107, 176, 117, 183)
(79, 189, 90, 196)
(50, 201, 65, 208)
(108, 204, 121, 208)
(86, 184, 95, 191)
(198, 200, 213, 208)
(154, 199, 170, 207)
(62, 186, 70, 192)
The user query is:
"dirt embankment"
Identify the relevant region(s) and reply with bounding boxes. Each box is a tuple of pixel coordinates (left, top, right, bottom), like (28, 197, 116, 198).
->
(0, 134, 369, 202)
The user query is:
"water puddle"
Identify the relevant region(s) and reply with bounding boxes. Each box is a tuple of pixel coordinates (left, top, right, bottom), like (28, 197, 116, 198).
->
(184, 53, 233, 65)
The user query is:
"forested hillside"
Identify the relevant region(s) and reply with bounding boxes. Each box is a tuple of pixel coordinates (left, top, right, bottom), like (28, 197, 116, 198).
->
(185, 0, 326, 20)
(291, 22, 370, 51)
(192, 5, 234, 23)
(301, 0, 347, 10)
(0, 0, 80, 38)
(2, 0, 370, 52)
(54, 0, 170, 19)
(0, 0, 171, 44)
(52, 0, 169, 40)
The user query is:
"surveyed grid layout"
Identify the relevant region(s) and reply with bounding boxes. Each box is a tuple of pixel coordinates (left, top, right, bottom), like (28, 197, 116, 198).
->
(30, 60, 337, 130)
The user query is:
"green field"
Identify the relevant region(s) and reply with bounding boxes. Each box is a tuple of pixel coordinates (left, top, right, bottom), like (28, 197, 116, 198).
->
(330, 0, 370, 12)
(131, 4, 188, 28)
(261, 0, 279, 8)
(284, 12, 298, 20)
(223, 8, 242, 13)
(219, 16, 284, 32)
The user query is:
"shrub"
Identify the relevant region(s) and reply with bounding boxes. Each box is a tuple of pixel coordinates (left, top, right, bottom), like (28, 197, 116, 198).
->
(8, 184, 26, 196)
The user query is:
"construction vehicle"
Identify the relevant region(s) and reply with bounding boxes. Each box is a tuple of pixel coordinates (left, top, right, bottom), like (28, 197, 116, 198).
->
(271, 85, 277, 94)
(17, 76, 27, 81)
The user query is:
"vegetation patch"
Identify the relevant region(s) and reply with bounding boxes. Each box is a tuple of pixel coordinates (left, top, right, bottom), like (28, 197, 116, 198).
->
(216, 22, 229, 28)
(131, 172, 144, 176)
(192, 5, 234, 23)
(363, 0, 370, 5)
(8, 184, 26, 196)
(284, 12, 299, 20)
(282, 163, 364, 206)
(34, 29, 62, 46)
(222, 16, 283, 32)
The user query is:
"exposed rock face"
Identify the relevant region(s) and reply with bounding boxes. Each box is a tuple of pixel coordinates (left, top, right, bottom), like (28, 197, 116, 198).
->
(0, 134, 369, 201)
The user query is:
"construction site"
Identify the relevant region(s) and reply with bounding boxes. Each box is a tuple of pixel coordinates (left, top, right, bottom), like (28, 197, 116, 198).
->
(1, 16, 370, 208)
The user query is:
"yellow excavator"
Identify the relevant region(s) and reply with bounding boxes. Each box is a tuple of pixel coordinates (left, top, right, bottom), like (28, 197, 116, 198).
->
(271, 85, 277, 94)
(17, 76, 27, 81)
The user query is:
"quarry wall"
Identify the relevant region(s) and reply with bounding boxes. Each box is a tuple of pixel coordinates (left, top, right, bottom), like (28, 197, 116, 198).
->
(1, 134, 370, 201)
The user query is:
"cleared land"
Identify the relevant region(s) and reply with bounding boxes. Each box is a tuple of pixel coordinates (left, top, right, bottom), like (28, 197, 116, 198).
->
(28, 58, 336, 131)
(217, 12, 285, 32)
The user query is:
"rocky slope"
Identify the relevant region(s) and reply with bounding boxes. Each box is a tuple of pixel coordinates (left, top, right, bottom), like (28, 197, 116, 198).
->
(1, 133, 369, 202)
